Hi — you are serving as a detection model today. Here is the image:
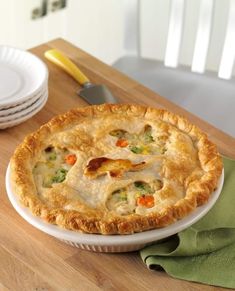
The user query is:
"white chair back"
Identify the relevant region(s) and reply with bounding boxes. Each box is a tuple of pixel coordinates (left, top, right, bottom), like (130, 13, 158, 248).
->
(123, 0, 235, 79)
(116, 0, 235, 137)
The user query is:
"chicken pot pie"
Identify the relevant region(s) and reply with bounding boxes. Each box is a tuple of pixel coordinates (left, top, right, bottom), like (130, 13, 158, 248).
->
(10, 104, 223, 234)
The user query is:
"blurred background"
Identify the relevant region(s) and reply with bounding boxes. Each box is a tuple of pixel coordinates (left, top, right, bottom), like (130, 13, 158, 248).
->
(0, 0, 233, 74)
(0, 0, 234, 136)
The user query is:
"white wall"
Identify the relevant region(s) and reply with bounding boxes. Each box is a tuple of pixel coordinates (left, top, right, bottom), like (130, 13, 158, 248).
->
(0, 0, 125, 64)
(0, 0, 46, 49)
(0, 0, 233, 74)
(65, 0, 125, 64)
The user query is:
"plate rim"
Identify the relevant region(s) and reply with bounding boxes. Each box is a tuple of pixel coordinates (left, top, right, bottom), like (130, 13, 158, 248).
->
(0, 92, 48, 129)
(0, 89, 45, 117)
(0, 46, 48, 109)
(0, 88, 48, 122)
(5, 165, 224, 246)
(0, 79, 48, 116)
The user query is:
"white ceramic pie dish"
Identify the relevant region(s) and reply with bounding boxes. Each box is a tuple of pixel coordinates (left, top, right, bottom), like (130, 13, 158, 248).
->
(5, 165, 224, 253)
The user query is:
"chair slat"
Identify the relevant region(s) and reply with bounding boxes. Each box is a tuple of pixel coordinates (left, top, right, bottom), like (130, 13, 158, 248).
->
(218, 0, 235, 79)
(191, 0, 214, 73)
(123, 0, 140, 56)
(164, 0, 185, 67)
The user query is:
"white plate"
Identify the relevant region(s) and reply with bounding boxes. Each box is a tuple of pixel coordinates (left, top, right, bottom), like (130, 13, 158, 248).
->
(0, 82, 48, 117)
(0, 88, 48, 123)
(0, 46, 48, 109)
(5, 165, 224, 252)
(0, 91, 48, 129)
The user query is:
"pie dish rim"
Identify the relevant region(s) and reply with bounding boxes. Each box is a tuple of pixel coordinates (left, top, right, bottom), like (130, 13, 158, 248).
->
(5, 164, 224, 249)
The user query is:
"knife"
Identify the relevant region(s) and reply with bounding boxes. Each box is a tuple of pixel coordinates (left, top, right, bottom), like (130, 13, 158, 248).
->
(44, 49, 117, 104)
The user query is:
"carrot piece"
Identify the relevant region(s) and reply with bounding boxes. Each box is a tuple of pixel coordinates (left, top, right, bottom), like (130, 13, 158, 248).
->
(137, 195, 154, 208)
(65, 154, 77, 165)
(116, 139, 129, 147)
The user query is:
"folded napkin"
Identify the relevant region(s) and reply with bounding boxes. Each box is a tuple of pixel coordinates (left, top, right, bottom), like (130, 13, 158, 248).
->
(140, 157, 235, 289)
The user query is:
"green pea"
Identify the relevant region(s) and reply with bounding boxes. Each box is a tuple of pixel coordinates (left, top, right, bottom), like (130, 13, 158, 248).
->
(52, 168, 68, 183)
(134, 181, 153, 194)
(130, 146, 143, 154)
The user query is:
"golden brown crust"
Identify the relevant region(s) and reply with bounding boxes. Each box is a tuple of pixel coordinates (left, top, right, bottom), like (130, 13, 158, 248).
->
(10, 104, 223, 234)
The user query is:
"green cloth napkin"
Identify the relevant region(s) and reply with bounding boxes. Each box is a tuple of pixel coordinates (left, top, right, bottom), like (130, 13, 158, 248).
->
(140, 157, 235, 289)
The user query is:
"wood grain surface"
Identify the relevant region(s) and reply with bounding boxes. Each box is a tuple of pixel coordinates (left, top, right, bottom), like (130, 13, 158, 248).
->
(0, 38, 234, 291)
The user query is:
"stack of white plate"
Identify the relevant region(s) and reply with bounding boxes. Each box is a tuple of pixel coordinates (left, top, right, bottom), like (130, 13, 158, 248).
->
(0, 46, 48, 129)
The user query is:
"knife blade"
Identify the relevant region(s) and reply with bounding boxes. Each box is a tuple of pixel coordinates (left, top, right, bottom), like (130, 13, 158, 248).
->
(44, 49, 118, 104)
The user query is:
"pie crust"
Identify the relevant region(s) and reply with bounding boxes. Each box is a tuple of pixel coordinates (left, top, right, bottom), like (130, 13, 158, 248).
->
(10, 104, 223, 234)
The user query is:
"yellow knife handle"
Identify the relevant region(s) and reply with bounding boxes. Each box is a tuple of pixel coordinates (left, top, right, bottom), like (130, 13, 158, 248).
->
(44, 49, 90, 86)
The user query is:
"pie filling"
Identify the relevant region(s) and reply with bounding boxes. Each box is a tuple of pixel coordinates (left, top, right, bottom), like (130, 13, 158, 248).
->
(109, 125, 166, 155)
(32, 122, 173, 216)
(30, 117, 210, 219)
(106, 180, 163, 215)
(33, 146, 77, 192)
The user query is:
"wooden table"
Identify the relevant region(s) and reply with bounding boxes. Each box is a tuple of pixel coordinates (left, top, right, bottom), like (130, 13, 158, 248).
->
(0, 39, 234, 291)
